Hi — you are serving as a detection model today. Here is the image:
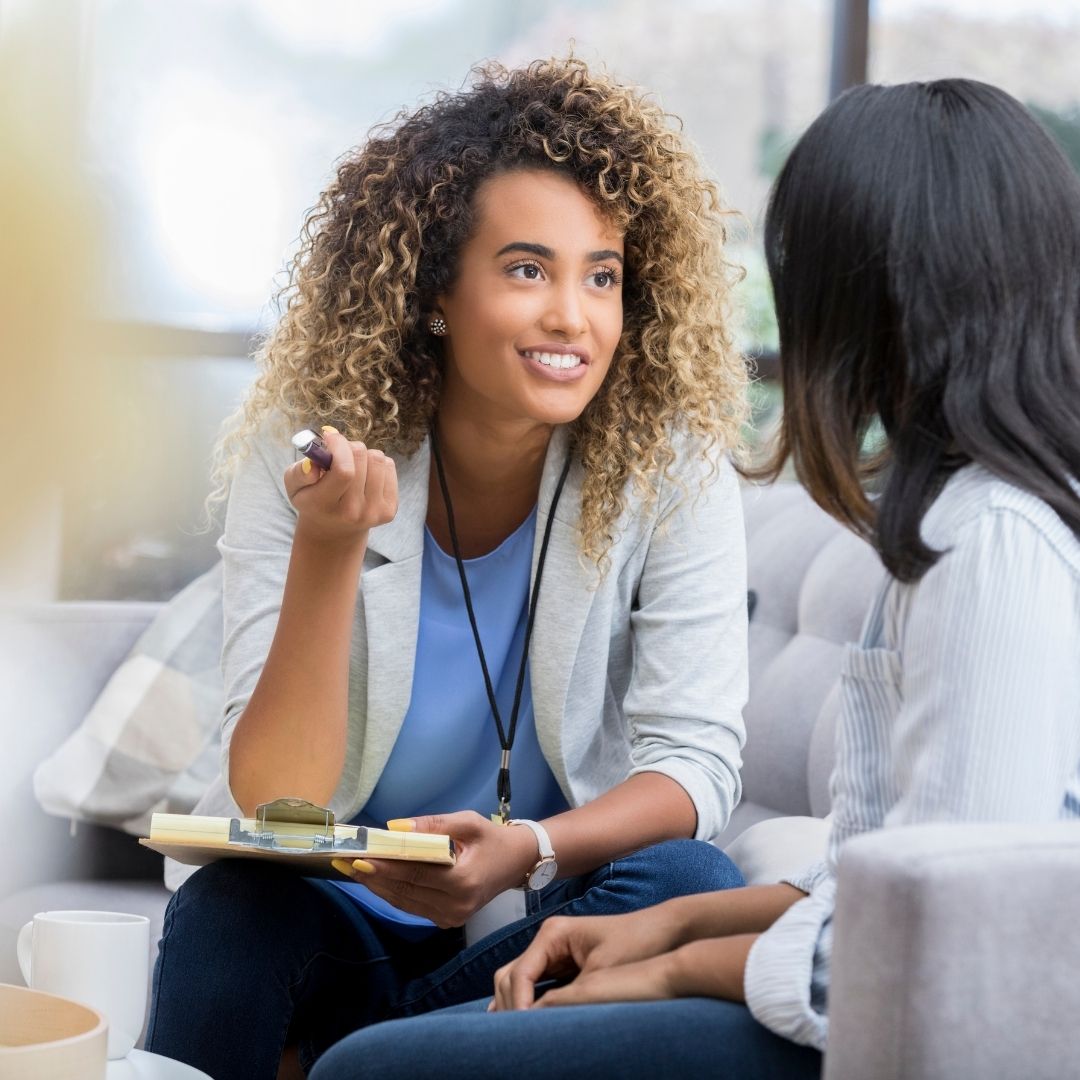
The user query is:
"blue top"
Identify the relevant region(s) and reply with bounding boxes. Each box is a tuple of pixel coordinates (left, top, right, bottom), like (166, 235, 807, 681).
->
(325, 505, 569, 934)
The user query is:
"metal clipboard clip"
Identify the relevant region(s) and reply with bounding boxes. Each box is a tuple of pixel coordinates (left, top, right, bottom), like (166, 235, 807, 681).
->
(228, 797, 367, 853)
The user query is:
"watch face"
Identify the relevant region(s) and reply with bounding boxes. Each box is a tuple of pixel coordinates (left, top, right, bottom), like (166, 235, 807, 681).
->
(527, 859, 558, 891)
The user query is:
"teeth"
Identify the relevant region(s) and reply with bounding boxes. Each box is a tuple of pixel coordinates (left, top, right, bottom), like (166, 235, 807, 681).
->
(528, 351, 581, 369)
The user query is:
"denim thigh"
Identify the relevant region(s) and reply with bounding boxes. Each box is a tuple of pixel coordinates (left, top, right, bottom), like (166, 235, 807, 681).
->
(310, 997, 823, 1080)
(144, 859, 461, 1080)
(392, 838, 743, 1017)
(146, 839, 740, 1078)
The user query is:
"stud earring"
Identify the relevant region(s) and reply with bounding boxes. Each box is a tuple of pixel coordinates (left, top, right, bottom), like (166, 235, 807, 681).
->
(429, 317, 447, 336)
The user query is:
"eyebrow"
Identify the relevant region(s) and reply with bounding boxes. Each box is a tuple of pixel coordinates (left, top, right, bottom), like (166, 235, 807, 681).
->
(495, 241, 624, 265)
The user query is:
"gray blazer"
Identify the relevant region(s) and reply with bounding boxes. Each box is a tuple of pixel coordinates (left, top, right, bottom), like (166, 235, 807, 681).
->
(194, 422, 748, 844)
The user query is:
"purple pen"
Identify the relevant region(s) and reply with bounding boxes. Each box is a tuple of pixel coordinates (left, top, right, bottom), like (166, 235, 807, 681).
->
(291, 429, 333, 470)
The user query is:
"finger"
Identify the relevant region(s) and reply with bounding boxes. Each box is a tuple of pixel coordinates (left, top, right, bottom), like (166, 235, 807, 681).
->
(533, 982, 578, 1008)
(364, 449, 388, 503)
(319, 426, 357, 480)
(329, 858, 377, 881)
(327, 864, 454, 926)
(358, 875, 465, 927)
(492, 959, 531, 1012)
(354, 855, 455, 915)
(361, 855, 449, 894)
(398, 810, 490, 842)
(534, 961, 663, 1009)
(504, 963, 540, 1012)
(533, 971, 608, 1010)
(349, 439, 370, 487)
(493, 923, 575, 1011)
(506, 944, 563, 1011)
(381, 454, 399, 517)
(284, 456, 324, 500)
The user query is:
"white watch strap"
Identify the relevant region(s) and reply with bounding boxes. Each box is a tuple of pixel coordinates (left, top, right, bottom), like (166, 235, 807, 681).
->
(508, 818, 555, 860)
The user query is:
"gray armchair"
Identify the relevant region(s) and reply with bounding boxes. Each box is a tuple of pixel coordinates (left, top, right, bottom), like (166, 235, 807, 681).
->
(826, 822, 1080, 1080)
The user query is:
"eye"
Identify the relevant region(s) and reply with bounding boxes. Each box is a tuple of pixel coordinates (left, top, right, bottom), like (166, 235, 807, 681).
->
(588, 266, 622, 290)
(507, 260, 544, 281)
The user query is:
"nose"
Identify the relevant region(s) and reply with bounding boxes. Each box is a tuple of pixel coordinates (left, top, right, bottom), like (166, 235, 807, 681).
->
(539, 281, 587, 339)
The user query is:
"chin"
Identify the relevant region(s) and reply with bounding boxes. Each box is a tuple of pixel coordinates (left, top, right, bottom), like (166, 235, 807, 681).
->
(525, 400, 590, 427)
(521, 385, 600, 427)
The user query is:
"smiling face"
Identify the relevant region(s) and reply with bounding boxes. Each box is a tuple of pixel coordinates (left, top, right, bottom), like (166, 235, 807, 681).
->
(434, 168, 625, 431)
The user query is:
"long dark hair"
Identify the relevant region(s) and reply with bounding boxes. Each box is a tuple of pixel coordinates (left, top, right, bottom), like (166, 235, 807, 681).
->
(758, 79, 1080, 581)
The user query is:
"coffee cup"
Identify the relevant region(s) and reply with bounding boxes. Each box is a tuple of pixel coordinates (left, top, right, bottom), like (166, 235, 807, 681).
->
(17, 910, 150, 1060)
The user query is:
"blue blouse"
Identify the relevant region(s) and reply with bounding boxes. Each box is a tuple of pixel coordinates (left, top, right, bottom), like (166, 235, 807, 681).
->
(326, 505, 569, 931)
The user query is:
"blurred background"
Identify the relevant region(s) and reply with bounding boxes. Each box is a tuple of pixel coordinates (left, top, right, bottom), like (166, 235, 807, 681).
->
(2, 0, 1078, 604)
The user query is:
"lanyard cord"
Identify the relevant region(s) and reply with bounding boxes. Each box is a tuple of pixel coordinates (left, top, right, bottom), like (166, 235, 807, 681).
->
(429, 425, 572, 821)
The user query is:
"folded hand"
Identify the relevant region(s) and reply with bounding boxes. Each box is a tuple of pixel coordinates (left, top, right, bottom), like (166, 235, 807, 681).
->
(491, 905, 685, 1011)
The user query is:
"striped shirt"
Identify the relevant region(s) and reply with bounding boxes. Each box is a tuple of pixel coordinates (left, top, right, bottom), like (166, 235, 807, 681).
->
(744, 465, 1080, 1050)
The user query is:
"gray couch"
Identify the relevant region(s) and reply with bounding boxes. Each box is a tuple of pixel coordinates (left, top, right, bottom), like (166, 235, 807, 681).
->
(4, 483, 1078, 1078)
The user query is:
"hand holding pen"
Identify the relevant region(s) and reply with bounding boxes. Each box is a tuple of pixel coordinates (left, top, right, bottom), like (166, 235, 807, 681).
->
(286, 425, 398, 547)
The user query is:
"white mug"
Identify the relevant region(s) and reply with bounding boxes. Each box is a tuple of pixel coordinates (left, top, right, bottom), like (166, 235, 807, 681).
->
(17, 910, 150, 1060)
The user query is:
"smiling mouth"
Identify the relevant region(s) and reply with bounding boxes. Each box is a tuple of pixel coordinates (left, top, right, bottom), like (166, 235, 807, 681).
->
(522, 349, 586, 370)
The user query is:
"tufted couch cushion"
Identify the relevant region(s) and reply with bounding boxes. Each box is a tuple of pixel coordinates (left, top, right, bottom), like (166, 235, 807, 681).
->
(720, 484, 884, 846)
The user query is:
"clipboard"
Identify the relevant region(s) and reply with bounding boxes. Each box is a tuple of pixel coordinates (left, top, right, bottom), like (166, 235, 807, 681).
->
(139, 797, 456, 877)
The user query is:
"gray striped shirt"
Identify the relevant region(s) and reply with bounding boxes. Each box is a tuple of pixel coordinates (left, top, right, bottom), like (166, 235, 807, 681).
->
(744, 465, 1080, 1050)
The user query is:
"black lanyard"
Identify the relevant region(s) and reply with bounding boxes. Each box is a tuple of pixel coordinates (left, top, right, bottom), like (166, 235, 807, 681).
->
(430, 426, 572, 823)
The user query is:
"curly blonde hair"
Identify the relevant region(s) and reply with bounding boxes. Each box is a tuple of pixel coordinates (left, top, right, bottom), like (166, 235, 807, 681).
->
(212, 56, 747, 564)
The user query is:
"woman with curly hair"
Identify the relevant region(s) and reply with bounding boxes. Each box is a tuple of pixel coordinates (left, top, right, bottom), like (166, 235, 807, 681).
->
(145, 57, 750, 1079)
(310, 78, 1080, 1080)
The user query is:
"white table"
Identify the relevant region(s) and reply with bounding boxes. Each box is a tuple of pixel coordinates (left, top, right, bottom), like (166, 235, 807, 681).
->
(108, 1049, 212, 1079)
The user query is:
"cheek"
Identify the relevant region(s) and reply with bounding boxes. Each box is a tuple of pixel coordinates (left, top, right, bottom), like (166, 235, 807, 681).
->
(466, 295, 531, 346)
(598, 301, 625, 353)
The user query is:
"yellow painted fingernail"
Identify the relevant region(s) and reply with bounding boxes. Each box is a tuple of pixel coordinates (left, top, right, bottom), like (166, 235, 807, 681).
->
(301, 458, 312, 475)
(351, 859, 376, 874)
(331, 858, 354, 877)
(386, 818, 415, 832)
(321, 425, 339, 435)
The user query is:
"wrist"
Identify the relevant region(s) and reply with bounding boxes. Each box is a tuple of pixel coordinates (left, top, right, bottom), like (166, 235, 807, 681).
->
(648, 897, 699, 952)
(293, 521, 369, 561)
(666, 936, 757, 1002)
(502, 821, 542, 890)
(505, 819, 558, 891)
(664, 942, 699, 998)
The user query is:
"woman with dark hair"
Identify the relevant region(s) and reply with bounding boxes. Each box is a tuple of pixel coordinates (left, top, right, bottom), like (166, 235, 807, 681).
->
(145, 58, 751, 1079)
(310, 78, 1080, 1079)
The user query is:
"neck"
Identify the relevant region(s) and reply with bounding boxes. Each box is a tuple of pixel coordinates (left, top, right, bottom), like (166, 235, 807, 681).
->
(433, 404, 553, 501)
(427, 394, 554, 558)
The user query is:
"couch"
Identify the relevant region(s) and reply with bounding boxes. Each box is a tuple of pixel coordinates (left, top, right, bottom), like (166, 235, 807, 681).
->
(4, 482, 1077, 1078)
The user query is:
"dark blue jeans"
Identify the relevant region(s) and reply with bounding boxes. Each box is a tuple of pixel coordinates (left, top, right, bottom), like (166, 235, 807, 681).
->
(145, 839, 742, 1079)
(311, 997, 823, 1080)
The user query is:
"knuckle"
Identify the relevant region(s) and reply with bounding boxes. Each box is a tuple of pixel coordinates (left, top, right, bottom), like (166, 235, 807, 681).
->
(542, 916, 568, 937)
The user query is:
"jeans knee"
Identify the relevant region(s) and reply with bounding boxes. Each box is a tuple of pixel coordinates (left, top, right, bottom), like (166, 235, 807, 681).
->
(636, 839, 745, 897)
(169, 859, 309, 943)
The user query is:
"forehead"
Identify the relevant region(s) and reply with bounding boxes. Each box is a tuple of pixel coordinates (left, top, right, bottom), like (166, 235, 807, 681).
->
(469, 169, 624, 252)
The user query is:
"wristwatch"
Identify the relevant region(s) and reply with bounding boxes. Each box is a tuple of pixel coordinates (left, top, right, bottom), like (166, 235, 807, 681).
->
(508, 819, 558, 891)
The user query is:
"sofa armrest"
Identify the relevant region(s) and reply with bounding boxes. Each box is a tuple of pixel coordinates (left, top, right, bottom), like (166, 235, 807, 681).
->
(825, 822, 1080, 1080)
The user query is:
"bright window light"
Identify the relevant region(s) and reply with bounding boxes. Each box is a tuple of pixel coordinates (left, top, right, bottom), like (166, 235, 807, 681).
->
(142, 73, 284, 308)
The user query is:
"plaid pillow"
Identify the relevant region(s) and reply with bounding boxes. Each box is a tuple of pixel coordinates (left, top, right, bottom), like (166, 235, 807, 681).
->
(33, 564, 224, 836)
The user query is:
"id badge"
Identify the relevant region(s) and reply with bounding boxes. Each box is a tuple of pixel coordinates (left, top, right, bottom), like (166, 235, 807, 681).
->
(464, 888, 527, 947)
